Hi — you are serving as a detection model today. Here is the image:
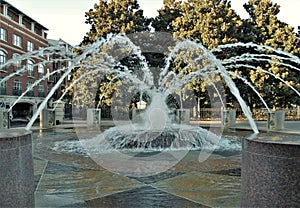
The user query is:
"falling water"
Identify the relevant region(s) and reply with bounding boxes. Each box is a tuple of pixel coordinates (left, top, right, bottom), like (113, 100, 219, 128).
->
(2, 33, 300, 151)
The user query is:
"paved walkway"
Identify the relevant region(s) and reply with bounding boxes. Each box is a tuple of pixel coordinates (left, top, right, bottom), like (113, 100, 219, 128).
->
(11, 119, 299, 207)
(33, 127, 242, 208)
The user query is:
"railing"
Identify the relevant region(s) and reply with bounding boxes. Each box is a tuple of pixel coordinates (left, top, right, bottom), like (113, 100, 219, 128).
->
(38, 91, 44, 97)
(68, 106, 300, 121)
(0, 66, 7, 71)
(198, 108, 222, 120)
(190, 108, 300, 121)
(13, 66, 22, 72)
(101, 108, 131, 120)
(101, 108, 112, 120)
(27, 70, 34, 77)
(12, 89, 22, 96)
(71, 107, 87, 120)
(26, 91, 34, 97)
(47, 76, 56, 83)
(0, 87, 6, 95)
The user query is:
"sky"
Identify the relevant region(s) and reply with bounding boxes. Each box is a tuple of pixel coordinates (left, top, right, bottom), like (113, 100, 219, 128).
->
(6, 0, 300, 46)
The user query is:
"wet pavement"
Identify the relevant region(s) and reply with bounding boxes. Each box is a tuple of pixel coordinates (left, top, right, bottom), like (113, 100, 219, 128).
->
(8, 119, 298, 207)
(33, 128, 243, 208)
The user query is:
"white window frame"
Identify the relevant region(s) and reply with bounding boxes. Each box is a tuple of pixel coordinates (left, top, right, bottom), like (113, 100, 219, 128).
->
(0, 27, 7, 41)
(38, 83, 44, 91)
(0, 50, 6, 65)
(13, 34, 22, 47)
(26, 81, 34, 96)
(0, 77, 6, 89)
(38, 63, 44, 78)
(27, 60, 34, 77)
(13, 79, 22, 90)
(27, 40, 34, 52)
(38, 83, 44, 97)
(12, 54, 22, 71)
(0, 50, 7, 71)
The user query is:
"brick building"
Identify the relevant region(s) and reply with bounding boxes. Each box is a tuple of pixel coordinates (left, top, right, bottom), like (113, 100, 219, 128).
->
(0, 0, 72, 121)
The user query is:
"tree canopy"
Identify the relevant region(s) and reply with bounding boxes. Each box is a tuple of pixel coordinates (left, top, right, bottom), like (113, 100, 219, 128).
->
(69, 0, 300, 111)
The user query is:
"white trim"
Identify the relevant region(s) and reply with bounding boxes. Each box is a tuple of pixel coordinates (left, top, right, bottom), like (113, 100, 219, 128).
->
(0, 43, 47, 62)
(31, 22, 35, 32)
(3, 4, 8, 16)
(18, 14, 23, 25)
(0, 95, 45, 105)
(0, 48, 8, 54)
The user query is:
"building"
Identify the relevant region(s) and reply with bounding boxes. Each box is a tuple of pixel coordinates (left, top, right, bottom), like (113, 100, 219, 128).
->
(47, 38, 72, 100)
(0, 0, 72, 122)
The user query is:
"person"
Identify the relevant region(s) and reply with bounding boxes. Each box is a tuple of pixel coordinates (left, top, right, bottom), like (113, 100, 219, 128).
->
(129, 102, 136, 119)
(131, 103, 136, 109)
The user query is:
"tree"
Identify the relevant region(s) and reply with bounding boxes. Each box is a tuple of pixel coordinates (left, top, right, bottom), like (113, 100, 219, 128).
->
(238, 0, 300, 109)
(83, 0, 150, 44)
(172, 0, 243, 49)
(70, 0, 150, 108)
(151, 0, 183, 32)
(160, 0, 243, 109)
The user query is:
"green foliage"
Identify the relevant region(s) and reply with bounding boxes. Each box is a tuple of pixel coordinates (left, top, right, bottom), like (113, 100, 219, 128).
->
(151, 0, 183, 32)
(236, 0, 300, 109)
(71, 0, 150, 107)
(69, 0, 300, 111)
(83, 0, 150, 43)
(172, 0, 243, 49)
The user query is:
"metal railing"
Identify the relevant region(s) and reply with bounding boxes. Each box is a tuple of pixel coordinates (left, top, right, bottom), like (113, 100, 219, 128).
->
(38, 91, 44, 97)
(190, 108, 300, 121)
(12, 89, 22, 96)
(0, 87, 6, 95)
(26, 91, 34, 97)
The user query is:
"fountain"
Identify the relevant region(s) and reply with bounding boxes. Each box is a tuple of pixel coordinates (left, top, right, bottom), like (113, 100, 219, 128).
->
(1, 32, 300, 206)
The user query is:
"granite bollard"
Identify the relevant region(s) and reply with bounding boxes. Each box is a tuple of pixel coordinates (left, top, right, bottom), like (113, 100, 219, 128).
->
(241, 135, 300, 207)
(0, 130, 34, 207)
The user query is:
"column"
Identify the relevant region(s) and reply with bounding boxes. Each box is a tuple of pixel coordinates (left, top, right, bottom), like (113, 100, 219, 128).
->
(176, 109, 190, 124)
(0, 130, 34, 207)
(222, 109, 236, 128)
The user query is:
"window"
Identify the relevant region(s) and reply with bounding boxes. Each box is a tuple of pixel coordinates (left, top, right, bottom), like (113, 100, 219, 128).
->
(13, 79, 22, 96)
(26, 81, 34, 97)
(38, 83, 44, 97)
(13, 34, 22, 47)
(12, 54, 22, 71)
(27, 60, 34, 77)
(0, 50, 7, 71)
(0, 77, 6, 95)
(0, 28, 7, 41)
(27, 41, 34, 52)
(38, 63, 44, 78)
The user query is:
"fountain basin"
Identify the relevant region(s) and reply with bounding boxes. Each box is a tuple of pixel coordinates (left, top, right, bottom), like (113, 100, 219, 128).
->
(241, 134, 300, 207)
(0, 130, 34, 207)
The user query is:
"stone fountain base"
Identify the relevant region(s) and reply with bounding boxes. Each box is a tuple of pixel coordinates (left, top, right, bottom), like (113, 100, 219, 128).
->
(241, 134, 300, 207)
(0, 130, 34, 207)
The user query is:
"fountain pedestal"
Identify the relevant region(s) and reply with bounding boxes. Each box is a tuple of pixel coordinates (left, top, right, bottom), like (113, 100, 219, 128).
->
(267, 110, 285, 130)
(0, 130, 34, 207)
(241, 135, 300, 207)
(40, 109, 55, 129)
(176, 109, 190, 124)
(221, 110, 236, 128)
(0, 110, 10, 129)
(132, 109, 144, 123)
(53, 100, 65, 125)
(87, 109, 101, 126)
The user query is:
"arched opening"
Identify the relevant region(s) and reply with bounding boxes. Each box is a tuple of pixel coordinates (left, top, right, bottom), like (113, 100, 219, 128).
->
(12, 102, 33, 121)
